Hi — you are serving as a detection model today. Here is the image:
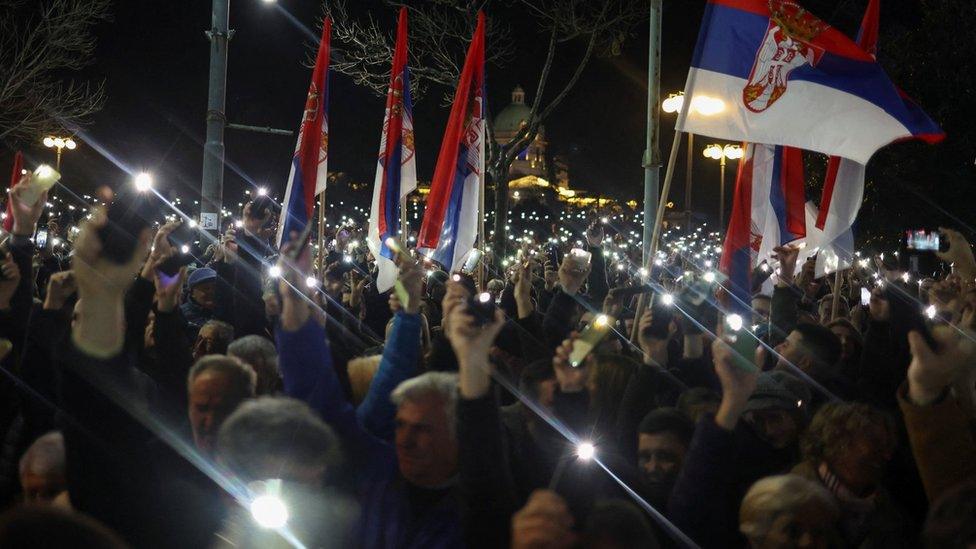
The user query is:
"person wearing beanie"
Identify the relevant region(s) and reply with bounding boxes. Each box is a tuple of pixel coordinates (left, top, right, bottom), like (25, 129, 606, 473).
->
(742, 371, 811, 451)
(181, 267, 217, 342)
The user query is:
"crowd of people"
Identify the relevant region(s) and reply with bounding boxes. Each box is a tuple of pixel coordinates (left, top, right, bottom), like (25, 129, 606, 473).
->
(0, 172, 974, 549)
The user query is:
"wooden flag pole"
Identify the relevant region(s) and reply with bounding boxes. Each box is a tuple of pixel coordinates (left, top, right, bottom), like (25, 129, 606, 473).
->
(477, 177, 486, 290)
(317, 191, 326, 278)
(630, 128, 686, 343)
(830, 268, 843, 321)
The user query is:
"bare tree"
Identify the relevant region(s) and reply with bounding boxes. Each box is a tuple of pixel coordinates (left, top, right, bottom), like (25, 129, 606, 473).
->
(324, 0, 644, 262)
(0, 0, 111, 145)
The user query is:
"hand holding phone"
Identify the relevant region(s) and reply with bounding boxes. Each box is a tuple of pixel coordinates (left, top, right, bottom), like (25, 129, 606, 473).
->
(569, 314, 614, 367)
(19, 165, 61, 207)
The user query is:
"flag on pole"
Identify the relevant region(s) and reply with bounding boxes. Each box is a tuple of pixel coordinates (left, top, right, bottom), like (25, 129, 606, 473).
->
(720, 143, 805, 311)
(368, 7, 418, 293)
(277, 19, 331, 246)
(417, 12, 486, 272)
(3, 152, 23, 233)
(675, 0, 943, 164)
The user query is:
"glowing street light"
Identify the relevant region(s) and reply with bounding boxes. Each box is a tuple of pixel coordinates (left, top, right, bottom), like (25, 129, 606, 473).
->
(134, 172, 154, 192)
(703, 143, 744, 229)
(42, 135, 77, 170)
(662, 92, 726, 229)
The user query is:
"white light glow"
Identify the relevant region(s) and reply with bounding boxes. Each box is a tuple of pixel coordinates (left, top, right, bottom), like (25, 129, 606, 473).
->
(576, 442, 596, 461)
(250, 495, 288, 529)
(726, 314, 744, 332)
(268, 265, 282, 278)
(134, 172, 153, 192)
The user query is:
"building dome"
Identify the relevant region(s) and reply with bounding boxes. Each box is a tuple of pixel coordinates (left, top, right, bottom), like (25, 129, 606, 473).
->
(494, 85, 535, 134)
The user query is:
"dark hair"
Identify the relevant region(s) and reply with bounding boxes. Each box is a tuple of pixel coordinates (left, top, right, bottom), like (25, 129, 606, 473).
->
(924, 480, 976, 548)
(519, 359, 555, 401)
(793, 323, 842, 372)
(583, 499, 660, 549)
(638, 407, 694, 446)
(677, 387, 721, 419)
(589, 354, 638, 435)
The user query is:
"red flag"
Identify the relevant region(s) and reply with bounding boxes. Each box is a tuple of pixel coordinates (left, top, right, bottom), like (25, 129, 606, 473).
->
(417, 13, 486, 271)
(4, 152, 23, 232)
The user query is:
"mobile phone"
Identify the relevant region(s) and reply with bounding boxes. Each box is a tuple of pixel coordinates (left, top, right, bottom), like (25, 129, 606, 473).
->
(97, 190, 155, 265)
(609, 284, 654, 300)
(460, 248, 483, 275)
(156, 252, 195, 277)
(466, 291, 497, 326)
(725, 314, 758, 372)
(569, 314, 615, 367)
(287, 221, 316, 261)
(383, 237, 410, 263)
(19, 165, 61, 207)
(860, 287, 871, 307)
(903, 229, 946, 253)
(642, 299, 674, 340)
(34, 228, 48, 249)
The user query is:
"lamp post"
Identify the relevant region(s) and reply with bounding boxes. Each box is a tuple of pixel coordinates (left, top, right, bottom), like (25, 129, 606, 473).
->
(703, 143, 743, 230)
(42, 136, 77, 171)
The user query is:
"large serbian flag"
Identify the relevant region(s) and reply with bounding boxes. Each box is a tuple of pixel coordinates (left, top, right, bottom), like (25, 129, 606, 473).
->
(721, 143, 805, 312)
(417, 13, 485, 272)
(368, 8, 418, 293)
(277, 19, 331, 246)
(675, 0, 942, 164)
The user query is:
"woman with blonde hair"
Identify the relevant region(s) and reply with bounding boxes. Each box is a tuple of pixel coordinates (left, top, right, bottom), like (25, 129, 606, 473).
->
(739, 474, 841, 548)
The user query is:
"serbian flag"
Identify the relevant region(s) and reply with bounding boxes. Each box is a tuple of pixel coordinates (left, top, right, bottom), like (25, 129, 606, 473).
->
(417, 13, 485, 272)
(367, 8, 418, 293)
(3, 152, 23, 232)
(277, 19, 331, 246)
(676, 0, 943, 164)
(720, 143, 805, 311)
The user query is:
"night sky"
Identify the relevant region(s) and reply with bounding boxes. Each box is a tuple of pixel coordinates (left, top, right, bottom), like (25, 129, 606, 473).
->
(3, 0, 965, 231)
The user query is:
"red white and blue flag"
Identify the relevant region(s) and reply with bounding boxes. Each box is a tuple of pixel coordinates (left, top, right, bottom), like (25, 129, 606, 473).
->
(277, 19, 331, 246)
(721, 143, 806, 311)
(3, 151, 23, 233)
(676, 0, 943, 164)
(368, 8, 418, 292)
(417, 13, 486, 272)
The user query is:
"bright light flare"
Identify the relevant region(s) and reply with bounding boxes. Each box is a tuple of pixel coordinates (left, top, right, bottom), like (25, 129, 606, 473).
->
(925, 304, 937, 319)
(305, 276, 318, 289)
(660, 293, 674, 306)
(180, 244, 190, 254)
(134, 172, 153, 192)
(257, 187, 268, 196)
(250, 495, 288, 529)
(726, 314, 744, 332)
(576, 442, 596, 461)
(268, 265, 282, 278)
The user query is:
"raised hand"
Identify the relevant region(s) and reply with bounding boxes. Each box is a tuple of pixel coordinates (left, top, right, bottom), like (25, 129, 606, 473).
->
(43, 270, 76, 311)
(141, 219, 181, 279)
(711, 337, 761, 430)
(511, 490, 577, 549)
(937, 228, 976, 281)
(637, 308, 670, 367)
(906, 326, 975, 406)
(154, 263, 187, 313)
(557, 255, 590, 296)
(552, 334, 589, 393)
(513, 261, 534, 319)
(397, 256, 424, 315)
(9, 178, 47, 237)
(0, 254, 21, 310)
(277, 236, 315, 331)
(445, 297, 504, 399)
(772, 245, 800, 287)
(585, 223, 604, 248)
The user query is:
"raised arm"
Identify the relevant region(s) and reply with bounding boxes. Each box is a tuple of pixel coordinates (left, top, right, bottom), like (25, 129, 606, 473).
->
(357, 258, 423, 440)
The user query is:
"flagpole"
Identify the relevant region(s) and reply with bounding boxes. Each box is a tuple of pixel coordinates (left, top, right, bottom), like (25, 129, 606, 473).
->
(477, 177, 486, 289)
(830, 269, 843, 321)
(317, 191, 326, 278)
(631, 128, 686, 343)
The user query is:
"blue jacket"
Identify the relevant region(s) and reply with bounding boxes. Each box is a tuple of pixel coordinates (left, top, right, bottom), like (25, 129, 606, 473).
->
(276, 313, 464, 548)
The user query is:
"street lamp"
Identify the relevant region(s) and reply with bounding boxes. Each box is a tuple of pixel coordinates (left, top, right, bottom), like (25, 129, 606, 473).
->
(662, 92, 726, 231)
(703, 144, 743, 230)
(42, 135, 77, 170)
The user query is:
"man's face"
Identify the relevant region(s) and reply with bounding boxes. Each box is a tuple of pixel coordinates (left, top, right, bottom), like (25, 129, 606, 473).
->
(191, 280, 216, 310)
(828, 425, 891, 493)
(20, 470, 66, 504)
(775, 331, 812, 373)
(194, 325, 222, 360)
(188, 371, 241, 454)
(830, 325, 857, 362)
(325, 276, 344, 298)
(637, 432, 687, 485)
(752, 297, 771, 324)
(745, 408, 799, 449)
(395, 396, 458, 488)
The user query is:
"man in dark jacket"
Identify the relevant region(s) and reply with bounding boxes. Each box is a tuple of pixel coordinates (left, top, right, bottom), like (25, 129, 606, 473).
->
(181, 267, 217, 342)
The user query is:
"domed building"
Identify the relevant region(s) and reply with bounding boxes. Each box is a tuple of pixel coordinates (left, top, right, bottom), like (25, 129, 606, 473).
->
(494, 85, 548, 178)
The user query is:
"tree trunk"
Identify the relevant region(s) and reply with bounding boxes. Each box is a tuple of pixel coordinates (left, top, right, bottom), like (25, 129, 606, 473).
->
(490, 168, 510, 269)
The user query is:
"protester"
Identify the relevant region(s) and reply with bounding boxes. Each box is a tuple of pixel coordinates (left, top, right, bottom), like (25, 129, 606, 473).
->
(2, 165, 975, 549)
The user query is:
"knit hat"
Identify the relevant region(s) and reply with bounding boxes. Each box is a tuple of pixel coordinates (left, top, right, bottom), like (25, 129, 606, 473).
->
(187, 267, 217, 288)
(744, 371, 811, 418)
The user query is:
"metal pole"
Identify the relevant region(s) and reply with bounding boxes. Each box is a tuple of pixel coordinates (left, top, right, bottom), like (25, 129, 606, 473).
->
(317, 192, 326, 277)
(641, 0, 663, 268)
(684, 133, 693, 230)
(830, 269, 843, 321)
(201, 0, 231, 233)
(477, 178, 486, 289)
(719, 155, 726, 230)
